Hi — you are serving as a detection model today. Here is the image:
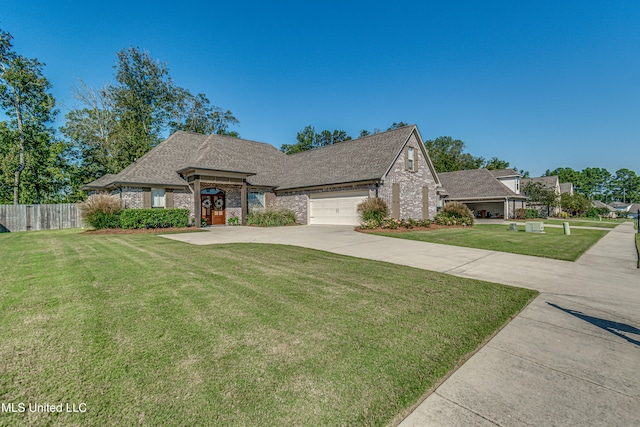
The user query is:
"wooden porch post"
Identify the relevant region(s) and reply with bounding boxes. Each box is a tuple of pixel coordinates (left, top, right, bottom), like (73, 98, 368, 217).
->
(194, 177, 201, 228)
(241, 181, 247, 226)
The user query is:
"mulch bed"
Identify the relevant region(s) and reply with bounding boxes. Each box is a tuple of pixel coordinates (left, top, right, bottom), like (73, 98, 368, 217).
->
(355, 224, 468, 233)
(82, 227, 202, 235)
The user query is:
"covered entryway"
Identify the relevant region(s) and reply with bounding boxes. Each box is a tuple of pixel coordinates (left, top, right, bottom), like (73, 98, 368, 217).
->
(201, 188, 225, 225)
(309, 191, 369, 225)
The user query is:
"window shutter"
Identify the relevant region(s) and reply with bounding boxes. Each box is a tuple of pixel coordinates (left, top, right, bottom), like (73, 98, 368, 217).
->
(404, 146, 409, 171)
(422, 186, 429, 219)
(166, 189, 174, 208)
(414, 149, 419, 172)
(392, 183, 400, 218)
(143, 188, 151, 208)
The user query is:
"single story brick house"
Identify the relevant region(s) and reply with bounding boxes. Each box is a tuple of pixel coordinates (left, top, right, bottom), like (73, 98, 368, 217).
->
(84, 125, 441, 227)
(437, 168, 527, 219)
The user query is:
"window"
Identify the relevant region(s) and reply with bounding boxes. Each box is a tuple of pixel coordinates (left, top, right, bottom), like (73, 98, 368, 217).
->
(407, 147, 415, 171)
(151, 188, 165, 208)
(248, 191, 266, 212)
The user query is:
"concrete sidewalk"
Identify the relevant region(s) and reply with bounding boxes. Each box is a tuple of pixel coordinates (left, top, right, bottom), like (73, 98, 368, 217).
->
(162, 223, 640, 426)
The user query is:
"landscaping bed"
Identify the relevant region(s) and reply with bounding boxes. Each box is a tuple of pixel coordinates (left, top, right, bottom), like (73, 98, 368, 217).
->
(356, 224, 466, 233)
(0, 229, 536, 426)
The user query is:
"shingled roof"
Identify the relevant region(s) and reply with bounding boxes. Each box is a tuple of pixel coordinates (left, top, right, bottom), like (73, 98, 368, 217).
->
(179, 134, 286, 187)
(84, 125, 431, 191)
(438, 169, 526, 200)
(100, 131, 209, 187)
(276, 126, 419, 190)
(521, 176, 559, 190)
(488, 168, 520, 178)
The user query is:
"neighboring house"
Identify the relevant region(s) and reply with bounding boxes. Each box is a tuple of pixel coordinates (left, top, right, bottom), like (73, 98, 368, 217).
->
(559, 182, 573, 196)
(591, 200, 618, 218)
(84, 125, 441, 226)
(437, 168, 527, 219)
(609, 201, 633, 213)
(629, 204, 640, 219)
(521, 175, 562, 216)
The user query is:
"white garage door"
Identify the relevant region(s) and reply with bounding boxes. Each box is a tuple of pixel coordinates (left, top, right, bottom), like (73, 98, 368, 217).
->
(309, 191, 369, 225)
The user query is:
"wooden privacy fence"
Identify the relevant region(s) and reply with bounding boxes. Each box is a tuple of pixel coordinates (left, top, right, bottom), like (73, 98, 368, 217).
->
(0, 204, 83, 232)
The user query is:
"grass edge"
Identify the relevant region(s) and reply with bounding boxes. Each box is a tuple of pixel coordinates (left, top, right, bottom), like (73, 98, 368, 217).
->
(391, 291, 540, 426)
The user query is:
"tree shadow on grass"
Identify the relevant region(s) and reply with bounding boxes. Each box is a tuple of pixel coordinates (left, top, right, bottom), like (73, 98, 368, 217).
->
(547, 302, 640, 347)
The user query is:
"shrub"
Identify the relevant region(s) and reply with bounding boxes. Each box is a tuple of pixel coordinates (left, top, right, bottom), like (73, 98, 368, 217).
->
(558, 211, 570, 219)
(357, 197, 388, 222)
(359, 217, 431, 230)
(90, 211, 121, 229)
(514, 208, 540, 219)
(227, 216, 239, 226)
(247, 209, 296, 226)
(79, 194, 123, 229)
(434, 202, 474, 226)
(585, 206, 610, 218)
(119, 208, 190, 229)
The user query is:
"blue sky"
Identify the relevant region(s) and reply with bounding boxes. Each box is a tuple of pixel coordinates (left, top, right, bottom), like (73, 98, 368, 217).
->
(3, 1, 639, 176)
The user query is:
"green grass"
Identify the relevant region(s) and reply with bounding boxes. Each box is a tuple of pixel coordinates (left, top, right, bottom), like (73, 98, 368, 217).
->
(0, 230, 537, 426)
(373, 224, 608, 261)
(513, 218, 620, 228)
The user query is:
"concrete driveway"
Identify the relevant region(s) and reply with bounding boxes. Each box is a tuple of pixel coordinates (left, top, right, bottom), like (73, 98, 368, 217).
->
(163, 223, 640, 426)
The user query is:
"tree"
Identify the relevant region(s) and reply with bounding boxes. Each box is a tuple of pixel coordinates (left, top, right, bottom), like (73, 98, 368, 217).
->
(168, 89, 238, 136)
(109, 47, 176, 166)
(423, 136, 484, 172)
(560, 192, 590, 217)
(580, 167, 612, 201)
(545, 167, 581, 188)
(63, 47, 239, 196)
(611, 168, 640, 203)
(521, 181, 559, 217)
(387, 122, 410, 130)
(280, 125, 352, 154)
(0, 29, 59, 204)
(483, 157, 510, 170)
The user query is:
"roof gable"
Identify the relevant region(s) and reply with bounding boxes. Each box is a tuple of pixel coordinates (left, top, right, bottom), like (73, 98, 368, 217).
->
(521, 176, 560, 190)
(488, 168, 520, 178)
(276, 125, 428, 190)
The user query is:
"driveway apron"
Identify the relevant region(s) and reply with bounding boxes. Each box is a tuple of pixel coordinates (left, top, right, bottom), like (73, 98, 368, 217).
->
(162, 223, 640, 426)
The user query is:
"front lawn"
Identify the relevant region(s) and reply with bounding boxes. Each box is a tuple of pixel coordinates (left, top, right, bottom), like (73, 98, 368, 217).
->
(372, 224, 608, 261)
(0, 230, 536, 426)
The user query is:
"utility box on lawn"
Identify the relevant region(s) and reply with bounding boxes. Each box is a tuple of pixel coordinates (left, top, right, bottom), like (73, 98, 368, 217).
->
(525, 221, 544, 233)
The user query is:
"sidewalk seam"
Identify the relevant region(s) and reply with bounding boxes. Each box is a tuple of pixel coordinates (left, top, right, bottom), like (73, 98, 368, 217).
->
(484, 345, 637, 399)
(433, 392, 501, 426)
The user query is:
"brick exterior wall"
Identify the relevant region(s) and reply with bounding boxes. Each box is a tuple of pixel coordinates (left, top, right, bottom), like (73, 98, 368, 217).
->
(174, 188, 194, 217)
(269, 192, 308, 224)
(377, 133, 438, 220)
(117, 187, 144, 209)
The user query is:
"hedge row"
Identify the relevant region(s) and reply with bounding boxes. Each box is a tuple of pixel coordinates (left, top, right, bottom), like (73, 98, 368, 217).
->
(119, 209, 190, 229)
(247, 209, 296, 226)
(85, 208, 190, 230)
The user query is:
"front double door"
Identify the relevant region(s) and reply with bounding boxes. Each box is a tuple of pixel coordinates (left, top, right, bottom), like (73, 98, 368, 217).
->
(201, 192, 225, 225)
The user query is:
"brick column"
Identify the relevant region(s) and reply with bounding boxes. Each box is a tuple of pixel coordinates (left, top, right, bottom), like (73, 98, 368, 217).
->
(241, 181, 247, 225)
(194, 177, 201, 228)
